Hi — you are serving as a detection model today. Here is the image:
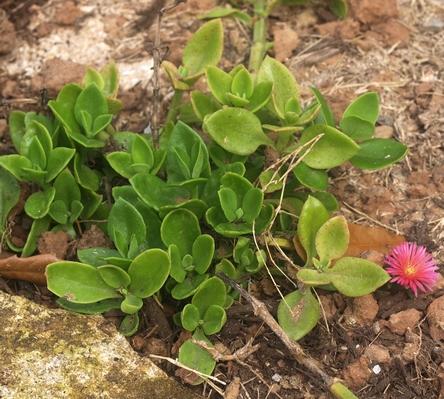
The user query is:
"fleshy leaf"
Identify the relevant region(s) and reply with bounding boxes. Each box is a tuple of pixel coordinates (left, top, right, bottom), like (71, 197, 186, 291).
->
(315, 216, 349, 262)
(127, 249, 171, 298)
(297, 196, 329, 265)
(203, 108, 275, 156)
(277, 290, 320, 341)
(299, 124, 360, 169)
(325, 257, 391, 296)
(350, 138, 408, 170)
(46, 261, 123, 303)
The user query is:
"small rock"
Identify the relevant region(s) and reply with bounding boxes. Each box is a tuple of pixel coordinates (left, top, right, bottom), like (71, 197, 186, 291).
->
(342, 355, 372, 389)
(364, 344, 392, 365)
(422, 18, 444, 32)
(344, 294, 379, 326)
(0, 12, 16, 55)
(31, 59, 87, 96)
(374, 125, 394, 139)
(427, 296, 444, 342)
(37, 230, 69, 259)
(272, 24, 299, 62)
(348, 0, 399, 25)
(387, 309, 422, 335)
(55, 1, 85, 26)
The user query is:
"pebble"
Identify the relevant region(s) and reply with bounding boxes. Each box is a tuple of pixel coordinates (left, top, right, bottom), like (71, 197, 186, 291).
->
(422, 18, 444, 32)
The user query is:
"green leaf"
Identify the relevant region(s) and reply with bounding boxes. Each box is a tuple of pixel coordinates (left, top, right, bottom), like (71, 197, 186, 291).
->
(45, 147, 76, 183)
(182, 19, 224, 78)
(57, 298, 122, 314)
(169, 244, 187, 283)
(119, 313, 140, 336)
(73, 153, 102, 191)
(181, 304, 201, 331)
(218, 188, 238, 222)
(171, 274, 209, 299)
(297, 196, 329, 265)
(205, 66, 233, 105)
(326, 258, 391, 296)
(121, 293, 143, 314)
(0, 155, 33, 182)
(74, 83, 108, 127)
(257, 56, 300, 119)
(339, 116, 375, 140)
(231, 66, 254, 99)
(167, 121, 210, 182)
(310, 88, 335, 127)
(161, 209, 201, 257)
(299, 124, 360, 169)
(98, 265, 131, 289)
(190, 91, 222, 121)
(48, 84, 83, 134)
(342, 92, 379, 124)
(0, 168, 20, 229)
(92, 113, 113, 136)
(203, 108, 275, 156)
(106, 152, 134, 178)
(178, 329, 216, 384)
(46, 261, 122, 303)
(350, 138, 408, 170)
(241, 188, 263, 223)
(26, 136, 46, 170)
(131, 134, 154, 168)
(83, 67, 105, 91)
(247, 81, 273, 113)
(127, 249, 171, 298)
(21, 216, 51, 257)
(53, 169, 81, 206)
(100, 60, 120, 98)
(203, 305, 227, 335)
(293, 162, 328, 191)
(192, 234, 215, 275)
(24, 187, 56, 219)
(315, 216, 349, 262)
(108, 198, 146, 250)
(199, 8, 252, 23)
(226, 92, 249, 107)
(49, 200, 69, 224)
(327, 0, 348, 19)
(8, 111, 26, 152)
(77, 247, 121, 267)
(192, 276, 227, 318)
(296, 269, 333, 286)
(277, 290, 320, 341)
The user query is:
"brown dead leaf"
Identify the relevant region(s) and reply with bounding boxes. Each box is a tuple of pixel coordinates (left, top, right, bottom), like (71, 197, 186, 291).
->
(345, 223, 405, 257)
(0, 253, 61, 285)
(293, 223, 405, 262)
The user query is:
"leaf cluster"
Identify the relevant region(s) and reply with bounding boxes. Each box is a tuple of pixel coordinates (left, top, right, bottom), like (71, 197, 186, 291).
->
(0, 13, 407, 387)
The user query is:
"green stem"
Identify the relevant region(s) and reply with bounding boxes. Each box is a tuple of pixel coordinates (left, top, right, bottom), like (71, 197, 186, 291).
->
(165, 89, 185, 125)
(248, 0, 280, 73)
(248, 0, 267, 73)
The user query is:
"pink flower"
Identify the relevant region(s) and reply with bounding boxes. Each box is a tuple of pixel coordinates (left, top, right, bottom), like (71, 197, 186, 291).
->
(385, 242, 439, 297)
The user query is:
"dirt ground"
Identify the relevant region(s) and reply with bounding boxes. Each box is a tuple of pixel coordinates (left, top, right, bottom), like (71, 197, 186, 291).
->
(0, 0, 443, 398)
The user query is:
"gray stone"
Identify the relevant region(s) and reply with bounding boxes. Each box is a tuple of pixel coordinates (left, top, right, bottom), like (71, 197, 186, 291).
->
(0, 291, 201, 399)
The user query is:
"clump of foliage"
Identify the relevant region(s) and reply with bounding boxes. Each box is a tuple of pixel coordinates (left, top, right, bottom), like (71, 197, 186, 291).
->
(0, 2, 409, 397)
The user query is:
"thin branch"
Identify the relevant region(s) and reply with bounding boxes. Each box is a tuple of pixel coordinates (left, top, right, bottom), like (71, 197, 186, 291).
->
(216, 271, 338, 388)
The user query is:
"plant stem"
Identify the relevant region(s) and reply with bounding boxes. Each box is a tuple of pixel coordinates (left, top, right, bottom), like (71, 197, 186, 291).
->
(248, 0, 267, 73)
